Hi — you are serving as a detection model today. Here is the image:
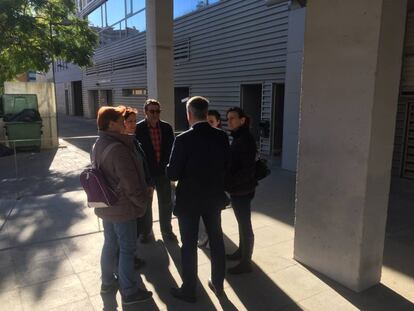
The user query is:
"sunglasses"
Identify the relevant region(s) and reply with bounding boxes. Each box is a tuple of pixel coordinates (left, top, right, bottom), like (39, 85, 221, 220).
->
(148, 109, 161, 114)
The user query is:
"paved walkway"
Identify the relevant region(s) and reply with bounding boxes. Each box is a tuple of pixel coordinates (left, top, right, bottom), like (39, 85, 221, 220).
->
(0, 114, 413, 310)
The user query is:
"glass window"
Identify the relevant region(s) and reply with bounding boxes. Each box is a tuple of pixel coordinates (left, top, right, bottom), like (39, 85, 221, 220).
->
(175, 0, 219, 18)
(106, 0, 126, 26)
(101, 24, 118, 45)
(132, 0, 145, 13)
(119, 20, 127, 40)
(126, 0, 132, 14)
(126, 10, 146, 35)
(88, 5, 103, 29)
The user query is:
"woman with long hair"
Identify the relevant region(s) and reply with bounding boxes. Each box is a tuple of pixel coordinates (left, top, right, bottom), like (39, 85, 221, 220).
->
(225, 107, 257, 274)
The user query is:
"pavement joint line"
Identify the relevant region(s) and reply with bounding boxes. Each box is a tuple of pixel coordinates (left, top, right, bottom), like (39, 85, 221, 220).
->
(0, 230, 103, 252)
(0, 218, 171, 252)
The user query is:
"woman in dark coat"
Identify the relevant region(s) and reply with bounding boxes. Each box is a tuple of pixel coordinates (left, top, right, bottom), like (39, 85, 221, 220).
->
(225, 107, 257, 274)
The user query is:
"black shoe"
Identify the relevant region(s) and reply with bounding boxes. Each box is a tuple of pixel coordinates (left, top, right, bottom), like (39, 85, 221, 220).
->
(170, 287, 196, 303)
(100, 279, 119, 294)
(134, 257, 146, 270)
(208, 279, 224, 297)
(122, 289, 153, 305)
(227, 262, 252, 275)
(225, 249, 241, 261)
(162, 231, 178, 242)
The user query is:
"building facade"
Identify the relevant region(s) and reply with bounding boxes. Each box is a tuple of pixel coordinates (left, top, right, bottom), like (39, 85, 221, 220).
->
(54, 0, 305, 171)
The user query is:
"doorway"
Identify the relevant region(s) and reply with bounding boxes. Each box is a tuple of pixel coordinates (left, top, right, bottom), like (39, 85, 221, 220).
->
(64, 89, 69, 115)
(241, 84, 262, 142)
(72, 81, 84, 116)
(89, 90, 99, 117)
(101, 90, 113, 106)
(174, 87, 190, 132)
(272, 83, 285, 157)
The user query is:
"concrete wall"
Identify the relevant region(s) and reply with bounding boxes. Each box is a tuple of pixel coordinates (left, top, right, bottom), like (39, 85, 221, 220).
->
(281, 5, 305, 171)
(4, 82, 59, 149)
(294, 0, 407, 291)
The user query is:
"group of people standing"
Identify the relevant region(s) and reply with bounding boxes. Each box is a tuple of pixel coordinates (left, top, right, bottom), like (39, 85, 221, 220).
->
(92, 96, 258, 305)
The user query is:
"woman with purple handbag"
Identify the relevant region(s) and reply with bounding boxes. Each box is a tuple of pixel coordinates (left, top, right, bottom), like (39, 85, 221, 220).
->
(92, 106, 153, 306)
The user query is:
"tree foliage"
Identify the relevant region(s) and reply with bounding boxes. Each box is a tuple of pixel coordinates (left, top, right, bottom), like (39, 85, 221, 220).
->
(0, 0, 97, 86)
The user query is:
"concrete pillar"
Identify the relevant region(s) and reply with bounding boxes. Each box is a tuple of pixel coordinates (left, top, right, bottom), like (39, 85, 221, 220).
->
(294, 0, 407, 292)
(281, 4, 306, 172)
(146, 0, 174, 127)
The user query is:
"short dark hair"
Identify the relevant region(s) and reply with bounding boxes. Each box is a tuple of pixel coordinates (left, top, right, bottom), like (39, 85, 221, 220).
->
(186, 96, 209, 120)
(207, 109, 221, 121)
(144, 99, 160, 111)
(97, 106, 125, 131)
(123, 106, 138, 120)
(226, 106, 250, 127)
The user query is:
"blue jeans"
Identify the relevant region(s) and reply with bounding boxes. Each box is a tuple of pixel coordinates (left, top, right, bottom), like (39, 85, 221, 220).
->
(101, 219, 137, 296)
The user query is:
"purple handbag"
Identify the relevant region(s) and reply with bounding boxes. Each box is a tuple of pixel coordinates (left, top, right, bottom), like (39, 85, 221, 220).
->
(80, 142, 119, 208)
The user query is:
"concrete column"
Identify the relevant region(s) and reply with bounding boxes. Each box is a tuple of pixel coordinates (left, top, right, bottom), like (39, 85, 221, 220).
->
(146, 0, 174, 127)
(281, 4, 306, 171)
(294, 0, 407, 292)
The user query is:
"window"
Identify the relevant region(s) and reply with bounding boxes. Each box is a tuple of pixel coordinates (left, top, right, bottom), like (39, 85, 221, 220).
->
(174, 0, 220, 18)
(126, 10, 146, 35)
(122, 88, 147, 96)
(132, 0, 145, 13)
(88, 6, 103, 29)
(106, 0, 125, 26)
(87, 0, 146, 46)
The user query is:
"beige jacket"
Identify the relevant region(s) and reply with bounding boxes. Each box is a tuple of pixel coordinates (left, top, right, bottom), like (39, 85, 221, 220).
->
(92, 131, 149, 222)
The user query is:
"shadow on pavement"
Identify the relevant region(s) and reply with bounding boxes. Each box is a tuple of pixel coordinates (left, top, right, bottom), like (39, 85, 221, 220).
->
(200, 235, 304, 311)
(304, 265, 414, 311)
(383, 177, 414, 281)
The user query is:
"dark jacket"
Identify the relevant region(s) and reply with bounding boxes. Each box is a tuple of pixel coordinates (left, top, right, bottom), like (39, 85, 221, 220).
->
(92, 131, 150, 222)
(135, 119, 175, 177)
(225, 125, 257, 195)
(167, 122, 230, 216)
(133, 138, 154, 187)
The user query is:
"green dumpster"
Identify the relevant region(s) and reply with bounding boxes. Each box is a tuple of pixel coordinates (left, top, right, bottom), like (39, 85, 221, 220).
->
(2, 94, 38, 115)
(1, 94, 42, 151)
(5, 122, 42, 151)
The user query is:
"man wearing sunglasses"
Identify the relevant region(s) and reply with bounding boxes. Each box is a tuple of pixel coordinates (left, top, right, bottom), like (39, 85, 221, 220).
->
(135, 99, 177, 242)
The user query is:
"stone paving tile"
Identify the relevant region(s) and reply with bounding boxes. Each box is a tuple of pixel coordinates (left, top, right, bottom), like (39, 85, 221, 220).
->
(75, 268, 101, 297)
(10, 241, 66, 264)
(47, 298, 95, 311)
(254, 225, 295, 249)
(266, 265, 330, 303)
(0, 225, 11, 249)
(14, 254, 75, 287)
(0, 289, 24, 311)
(61, 234, 103, 274)
(0, 263, 18, 292)
(297, 290, 359, 311)
(0, 249, 12, 267)
(19, 275, 88, 311)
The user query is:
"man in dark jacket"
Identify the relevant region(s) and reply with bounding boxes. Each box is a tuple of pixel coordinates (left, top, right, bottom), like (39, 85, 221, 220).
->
(135, 99, 177, 242)
(167, 96, 230, 302)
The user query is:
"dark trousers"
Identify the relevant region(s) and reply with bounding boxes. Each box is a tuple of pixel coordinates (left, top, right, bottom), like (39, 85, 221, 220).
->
(137, 175, 173, 236)
(231, 192, 255, 263)
(178, 210, 225, 295)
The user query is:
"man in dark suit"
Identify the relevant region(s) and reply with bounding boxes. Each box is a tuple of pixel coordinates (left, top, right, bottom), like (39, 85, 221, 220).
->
(167, 96, 230, 302)
(135, 99, 177, 242)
